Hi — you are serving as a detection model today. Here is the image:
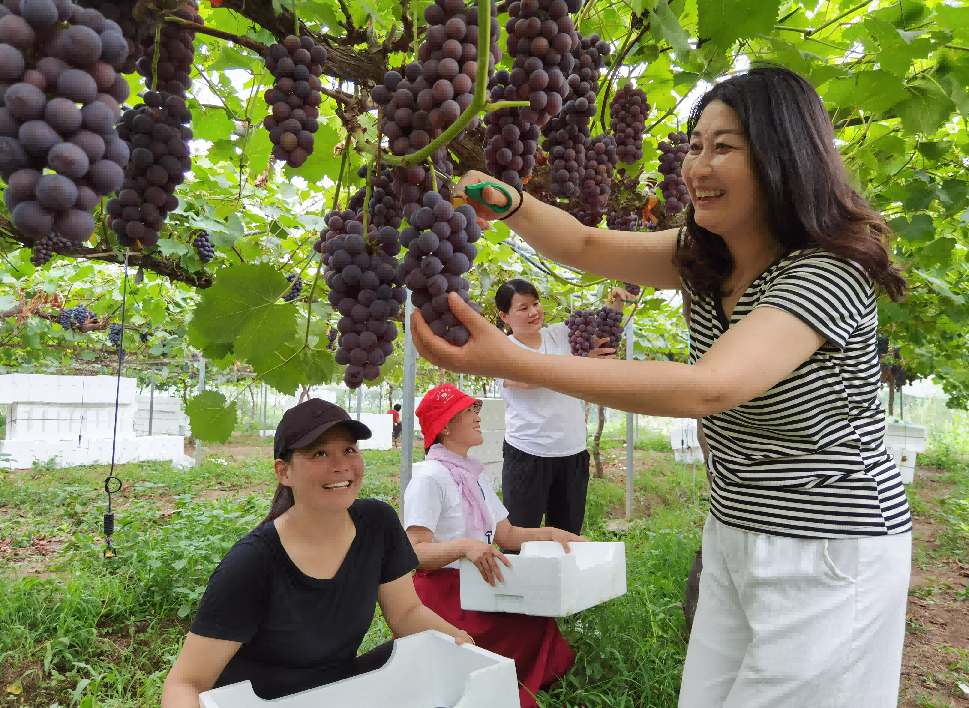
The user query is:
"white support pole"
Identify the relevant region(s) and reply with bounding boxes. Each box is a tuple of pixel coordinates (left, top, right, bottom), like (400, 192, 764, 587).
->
(148, 374, 155, 437)
(400, 292, 418, 520)
(195, 357, 206, 469)
(625, 318, 634, 521)
(262, 383, 268, 437)
(356, 387, 362, 420)
(459, 373, 464, 390)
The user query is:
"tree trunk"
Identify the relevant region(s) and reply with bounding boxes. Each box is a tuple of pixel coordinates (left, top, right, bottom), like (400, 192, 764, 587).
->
(297, 385, 309, 404)
(438, 366, 446, 386)
(888, 384, 895, 417)
(592, 405, 606, 479)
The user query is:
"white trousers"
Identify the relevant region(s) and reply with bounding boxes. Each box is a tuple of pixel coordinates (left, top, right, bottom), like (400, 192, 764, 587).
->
(678, 514, 912, 708)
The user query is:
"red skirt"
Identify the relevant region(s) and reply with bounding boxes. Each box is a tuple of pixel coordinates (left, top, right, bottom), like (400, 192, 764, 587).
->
(407, 568, 574, 708)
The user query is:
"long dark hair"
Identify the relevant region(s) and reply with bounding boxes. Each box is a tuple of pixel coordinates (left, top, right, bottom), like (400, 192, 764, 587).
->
(494, 278, 541, 334)
(262, 448, 296, 525)
(673, 64, 906, 303)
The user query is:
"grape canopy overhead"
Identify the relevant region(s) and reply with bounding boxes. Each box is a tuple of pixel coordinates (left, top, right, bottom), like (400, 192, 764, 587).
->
(2, 0, 969, 439)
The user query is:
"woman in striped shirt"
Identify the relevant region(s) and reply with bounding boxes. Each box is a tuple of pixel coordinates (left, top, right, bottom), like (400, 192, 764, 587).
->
(411, 64, 912, 708)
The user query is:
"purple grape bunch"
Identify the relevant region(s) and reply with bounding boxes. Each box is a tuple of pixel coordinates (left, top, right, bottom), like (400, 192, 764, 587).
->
(658, 131, 691, 215)
(609, 82, 649, 164)
(320, 208, 407, 388)
(398, 193, 482, 346)
(566, 305, 621, 355)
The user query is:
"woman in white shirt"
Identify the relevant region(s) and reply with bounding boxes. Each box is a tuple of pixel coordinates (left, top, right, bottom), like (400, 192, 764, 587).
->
(403, 384, 585, 708)
(495, 278, 619, 536)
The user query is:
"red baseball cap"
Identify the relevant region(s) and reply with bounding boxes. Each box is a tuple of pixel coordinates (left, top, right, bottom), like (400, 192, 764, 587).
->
(416, 384, 481, 452)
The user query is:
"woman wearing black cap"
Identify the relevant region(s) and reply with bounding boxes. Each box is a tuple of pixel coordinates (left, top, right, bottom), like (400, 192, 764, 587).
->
(161, 399, 472, 707)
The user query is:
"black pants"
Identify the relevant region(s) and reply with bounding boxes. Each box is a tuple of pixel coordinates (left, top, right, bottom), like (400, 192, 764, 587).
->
(501, 441, 590, 536)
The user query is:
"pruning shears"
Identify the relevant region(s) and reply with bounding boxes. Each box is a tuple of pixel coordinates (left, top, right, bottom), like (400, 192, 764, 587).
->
(431, 167, 513, 214)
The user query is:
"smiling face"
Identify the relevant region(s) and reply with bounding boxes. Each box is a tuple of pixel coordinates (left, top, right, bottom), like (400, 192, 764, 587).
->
(682, 99, 768, 240)
(441, 401, 483, 451)
(499, 292, 543, 335)
(275, 425, 364, 514)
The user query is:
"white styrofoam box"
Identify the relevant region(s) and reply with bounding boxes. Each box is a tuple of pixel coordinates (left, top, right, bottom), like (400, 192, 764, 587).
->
(134, 395, 186, 436)
(669, 418, 704, 464)
(460, 541, 627, 617)
(198, 630, 520, 708)
(470, 398, 505, 490)
(887, 446, 916, 484)
(356, 413, 393, 451)
(884, 421, 927, 485)
(885, 421, 927, 452)
(80, 376, 136, 405)
(0, 434, 192, 469)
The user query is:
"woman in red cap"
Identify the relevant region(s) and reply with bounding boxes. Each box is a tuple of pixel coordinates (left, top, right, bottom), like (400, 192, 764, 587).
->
(162, 398, 472, 707)
(403, 384, 585, 708)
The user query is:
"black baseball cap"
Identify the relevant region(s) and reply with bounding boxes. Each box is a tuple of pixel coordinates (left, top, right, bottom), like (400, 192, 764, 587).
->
(274, 398, 372, 460)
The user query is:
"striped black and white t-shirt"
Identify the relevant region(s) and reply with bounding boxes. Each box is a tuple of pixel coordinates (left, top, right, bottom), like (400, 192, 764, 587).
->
(680, 239, 912, 539)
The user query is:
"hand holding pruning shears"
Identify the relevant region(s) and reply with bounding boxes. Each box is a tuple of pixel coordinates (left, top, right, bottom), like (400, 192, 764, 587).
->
(442, 170, 522, 229)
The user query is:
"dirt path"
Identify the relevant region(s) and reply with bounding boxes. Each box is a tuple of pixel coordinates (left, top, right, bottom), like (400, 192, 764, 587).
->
(898, 466, 969, 707)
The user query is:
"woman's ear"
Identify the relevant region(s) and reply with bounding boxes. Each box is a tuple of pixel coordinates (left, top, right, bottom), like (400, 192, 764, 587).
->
(498, 310, 509, 323)
(274, 458, 292, 485)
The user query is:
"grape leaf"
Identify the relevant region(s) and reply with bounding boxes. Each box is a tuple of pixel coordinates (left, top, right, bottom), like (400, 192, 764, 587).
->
(889, 214, 935, 242)
(821, 70, 909, 113)
(157, 239, 191, 257)
(649, 0, 692, 61)
(697, 0, 781, 50)
(188, 263, 292, 345)
(917, 237, 956, 268)
(185, 390, 238, 443)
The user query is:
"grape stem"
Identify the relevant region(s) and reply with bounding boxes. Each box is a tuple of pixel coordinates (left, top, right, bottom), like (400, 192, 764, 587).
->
(303, 253, 325, 344)
(427, 158, 437, 193)
(150, 23, 162, 93)
(361, 159, 375, 235)
(483, 100, 530, 114)
(332, 137, 351, 211)
(597, 24, 642, 134)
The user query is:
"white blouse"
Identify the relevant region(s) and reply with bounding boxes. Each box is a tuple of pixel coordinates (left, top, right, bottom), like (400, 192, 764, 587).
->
(402, 459, 509, 570)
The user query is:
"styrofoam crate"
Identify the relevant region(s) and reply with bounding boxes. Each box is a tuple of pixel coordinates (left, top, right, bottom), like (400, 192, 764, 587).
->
(198, 630, 519, 708)
(887, 446, 916, 484)
(477, 398, 505, 431)
(460, 541, 626, 617)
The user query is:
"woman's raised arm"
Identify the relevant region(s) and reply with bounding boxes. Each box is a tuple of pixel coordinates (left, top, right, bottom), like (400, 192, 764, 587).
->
(457, 170, 682, 291)
(412, 293, 825, 418)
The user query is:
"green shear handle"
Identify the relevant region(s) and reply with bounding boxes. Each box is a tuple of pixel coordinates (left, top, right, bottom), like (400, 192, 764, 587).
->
(462, 182, 513, 214)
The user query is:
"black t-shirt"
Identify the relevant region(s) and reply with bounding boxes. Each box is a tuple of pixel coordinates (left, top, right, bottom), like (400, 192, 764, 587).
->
(189, 499, 419, 699)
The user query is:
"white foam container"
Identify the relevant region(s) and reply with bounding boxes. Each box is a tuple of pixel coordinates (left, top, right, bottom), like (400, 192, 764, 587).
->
(198, 630, 520, 708)
(885, 421, 927, 485)
(460, 541, 627, 617)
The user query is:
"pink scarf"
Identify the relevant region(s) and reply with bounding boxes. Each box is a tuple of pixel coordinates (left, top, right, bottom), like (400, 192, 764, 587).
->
(426, 443, 493, 543)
